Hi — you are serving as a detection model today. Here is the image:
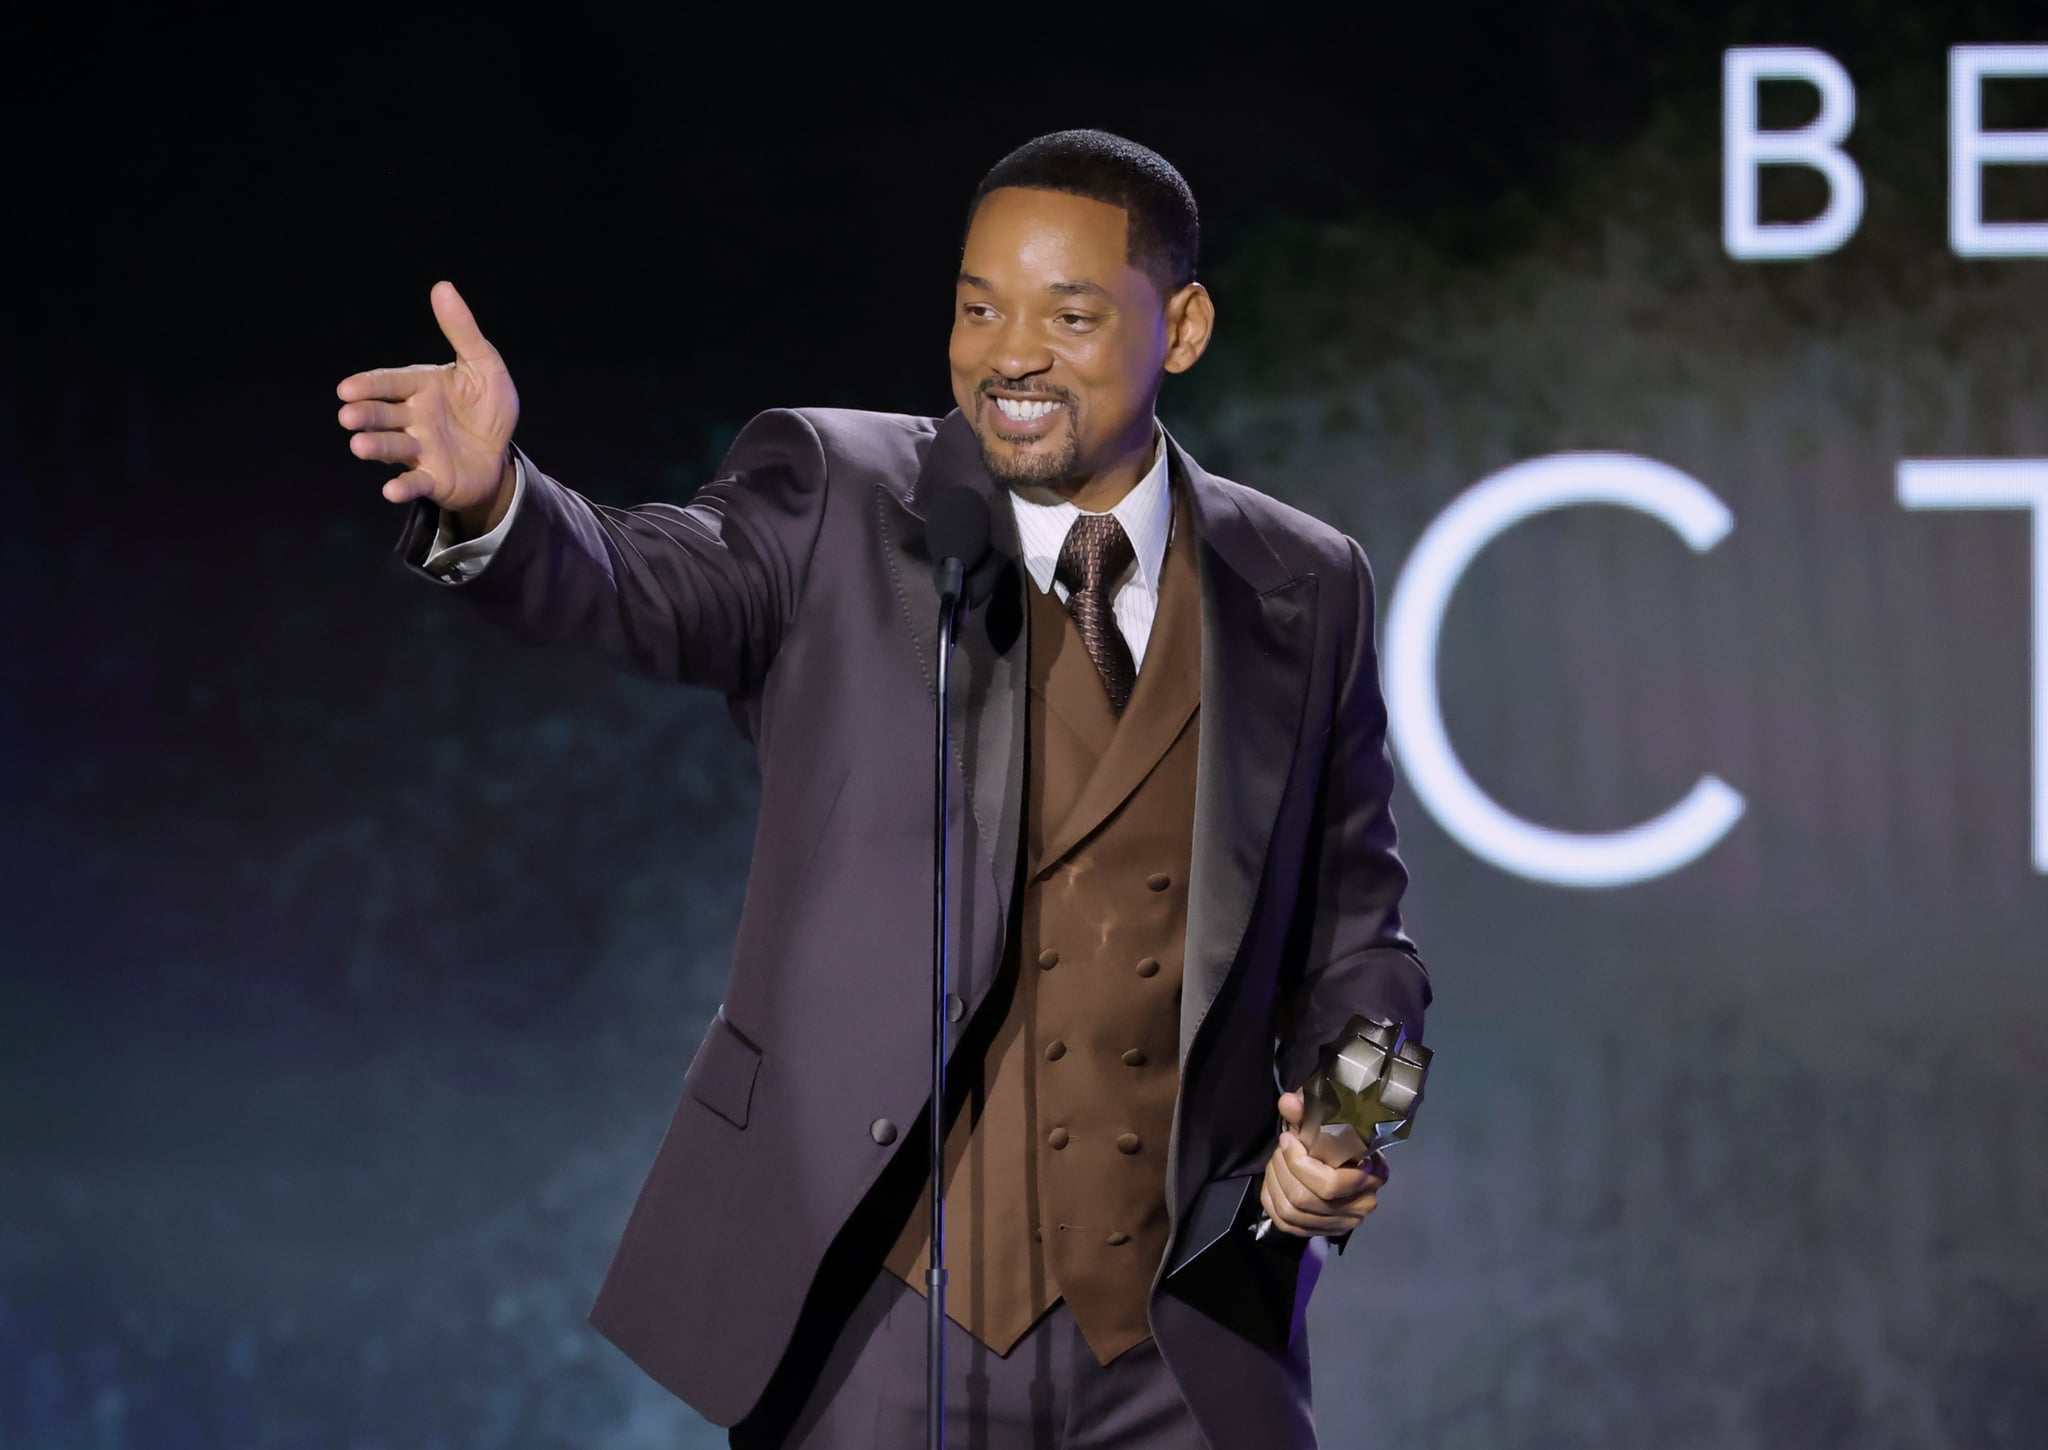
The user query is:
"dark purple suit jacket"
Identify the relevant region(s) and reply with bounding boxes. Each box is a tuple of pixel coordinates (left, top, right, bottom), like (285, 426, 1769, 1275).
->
(394, 406, 1431, 1448)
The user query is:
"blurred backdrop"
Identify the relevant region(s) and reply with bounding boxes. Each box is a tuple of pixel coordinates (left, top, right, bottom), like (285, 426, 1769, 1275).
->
(5, 6, 2047, 1448)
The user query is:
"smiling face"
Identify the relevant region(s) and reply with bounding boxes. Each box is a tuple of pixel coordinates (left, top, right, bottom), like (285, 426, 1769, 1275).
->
(950, 186, 1212, 508)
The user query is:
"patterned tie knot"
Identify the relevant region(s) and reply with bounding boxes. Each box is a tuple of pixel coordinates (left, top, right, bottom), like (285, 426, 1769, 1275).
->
(1055, 512, 1135, 597)
(1055, 512, 1137, 713)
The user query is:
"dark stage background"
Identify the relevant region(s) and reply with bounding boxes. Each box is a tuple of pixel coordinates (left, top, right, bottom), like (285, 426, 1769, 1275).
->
(6, 8, 2047, 1448)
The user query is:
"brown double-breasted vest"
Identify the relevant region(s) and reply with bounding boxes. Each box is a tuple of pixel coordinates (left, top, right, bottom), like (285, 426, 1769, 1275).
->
(882, 485, 1201, 1367)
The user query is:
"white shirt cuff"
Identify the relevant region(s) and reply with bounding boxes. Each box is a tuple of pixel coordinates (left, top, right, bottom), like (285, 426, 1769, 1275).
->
(422, 454, 527, 581)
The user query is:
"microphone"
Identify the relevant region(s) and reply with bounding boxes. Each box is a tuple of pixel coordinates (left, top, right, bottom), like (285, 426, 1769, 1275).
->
(925, 483, 993, 609)
(918, 477, 993, 1449)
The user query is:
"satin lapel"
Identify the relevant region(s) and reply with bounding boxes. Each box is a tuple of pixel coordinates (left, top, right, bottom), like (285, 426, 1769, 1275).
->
(876, 411, 1028, 974)
(1030, 488, 1202, 878)
(1172, 441, 1316, 1073)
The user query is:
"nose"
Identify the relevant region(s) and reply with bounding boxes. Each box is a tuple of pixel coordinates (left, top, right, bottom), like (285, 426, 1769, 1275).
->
(986, 313, 1053, 382)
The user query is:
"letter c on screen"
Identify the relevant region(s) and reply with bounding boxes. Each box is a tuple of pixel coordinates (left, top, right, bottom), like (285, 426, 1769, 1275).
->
(1383, 453, 1745, 889)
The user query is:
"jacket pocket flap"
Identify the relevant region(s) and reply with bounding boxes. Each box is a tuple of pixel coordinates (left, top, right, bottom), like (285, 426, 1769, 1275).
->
(684, 1005, 762, 1130)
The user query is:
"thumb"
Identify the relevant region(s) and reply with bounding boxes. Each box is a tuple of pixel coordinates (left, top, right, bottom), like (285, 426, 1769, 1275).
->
(431, 280, 497, 364)
(1276, 1091, 1305, 1129)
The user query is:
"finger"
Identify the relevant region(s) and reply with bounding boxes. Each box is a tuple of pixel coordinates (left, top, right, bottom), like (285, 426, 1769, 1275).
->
(1290, 1205, 1366, 1234)
(1313, 1145, 1380, 1201)
(350, 430, 420, 466)
(1277, 1133, 1374, 1210)
(339, 366, 437, 403)
(1261, 1179, 1309, 1237)
(1266, 1173, 1358, 1236)
(1272, 1157, 1368, 1231)
(1276, 1091, 1305, 1127)
(431, 280, 498, 364)
(1301, 1202, 1371, 1234)
(382, 469, 439, 504)
(1270, 1135, 1319, 1210)
(338, 399, 410, 432)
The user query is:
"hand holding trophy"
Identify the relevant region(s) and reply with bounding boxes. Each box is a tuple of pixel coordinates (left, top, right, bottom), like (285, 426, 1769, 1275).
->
(1253, 1016, 1432, 1241)
(1162, 1014, 1433, 1351)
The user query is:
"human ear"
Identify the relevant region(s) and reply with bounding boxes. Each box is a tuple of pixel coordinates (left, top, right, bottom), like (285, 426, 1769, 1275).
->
(1162, 283, 1213, 375)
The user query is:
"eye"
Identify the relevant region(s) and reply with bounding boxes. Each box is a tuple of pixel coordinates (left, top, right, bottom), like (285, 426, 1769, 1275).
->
(961, 302, 997, 320)
(1056, 312, 1097, 331)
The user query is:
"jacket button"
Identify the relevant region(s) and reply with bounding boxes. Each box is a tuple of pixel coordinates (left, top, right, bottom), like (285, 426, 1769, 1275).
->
(1106, 1230, 1131, 1246)
(1116, 1132, 1141, 1154)
(1037, 949, 1060, 970)
(871, 1118, 898, 1146)
(1048, 1127, 1070, 1150)
(1121, 1048, 1146, 1067)
(947, 993, 965, 1022)
(1147, 873, 1171, 891)
(1044, 1040, 1066, 1061)
(1135, 957, 1160, 978)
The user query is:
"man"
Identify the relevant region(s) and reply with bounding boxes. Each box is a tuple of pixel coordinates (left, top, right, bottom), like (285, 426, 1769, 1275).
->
(337, 130, 1431, 1449)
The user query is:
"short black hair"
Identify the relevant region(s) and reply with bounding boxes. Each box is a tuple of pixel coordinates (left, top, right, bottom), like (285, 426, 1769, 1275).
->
(967, 129, 1199, 298)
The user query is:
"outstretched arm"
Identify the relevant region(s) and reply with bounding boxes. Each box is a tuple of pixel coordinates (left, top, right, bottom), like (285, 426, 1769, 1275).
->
(340, 284, 830, 696)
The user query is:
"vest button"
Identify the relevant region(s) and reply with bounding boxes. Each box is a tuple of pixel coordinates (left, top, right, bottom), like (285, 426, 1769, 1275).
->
(1048, 1127, 1070, 1149)
(1147, 873, 1172, 891)
(947, 993, 965, 1022)
(1121, 1048, 1147, 1067)
(1106, 1230, 1131, 1246)
(1038, 949, 1060, 970)
(1116, 1132, 1141, 1154)
(1044, 1040, 1066, 1061)
(1135, 957, 1160, 978)
(870, 1118, 898, 1146)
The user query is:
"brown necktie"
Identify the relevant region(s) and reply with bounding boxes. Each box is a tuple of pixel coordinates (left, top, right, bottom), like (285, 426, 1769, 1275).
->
(1055, 512, 1138, 713)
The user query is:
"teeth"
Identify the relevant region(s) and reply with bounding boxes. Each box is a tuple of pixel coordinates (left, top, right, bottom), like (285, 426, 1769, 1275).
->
(995, 397, 1061, 422)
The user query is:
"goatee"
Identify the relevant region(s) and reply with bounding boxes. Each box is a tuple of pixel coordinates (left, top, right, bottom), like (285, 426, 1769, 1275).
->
(979, 429, 1082, 492)
(973, 384, 1080, 492)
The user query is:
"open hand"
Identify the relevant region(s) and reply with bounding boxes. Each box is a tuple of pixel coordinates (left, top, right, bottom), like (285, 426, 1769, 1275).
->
(1259, 1090, 1388, 1238)
(337, 281, 519, 515)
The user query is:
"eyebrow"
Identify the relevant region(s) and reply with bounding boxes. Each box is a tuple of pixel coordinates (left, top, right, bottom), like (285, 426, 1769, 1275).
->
(956, 270, 1112, 302)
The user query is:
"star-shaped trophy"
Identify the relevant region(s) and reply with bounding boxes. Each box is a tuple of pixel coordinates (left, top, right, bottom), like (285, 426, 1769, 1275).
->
(1161, 1015, 1432, 1352)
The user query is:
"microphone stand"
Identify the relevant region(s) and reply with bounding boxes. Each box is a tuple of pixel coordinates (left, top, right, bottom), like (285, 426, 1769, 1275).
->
(927, 556, 966, 1450)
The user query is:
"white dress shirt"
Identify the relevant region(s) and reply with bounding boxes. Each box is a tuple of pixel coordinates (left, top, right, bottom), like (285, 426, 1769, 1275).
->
(422, 429, 1176, 668)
